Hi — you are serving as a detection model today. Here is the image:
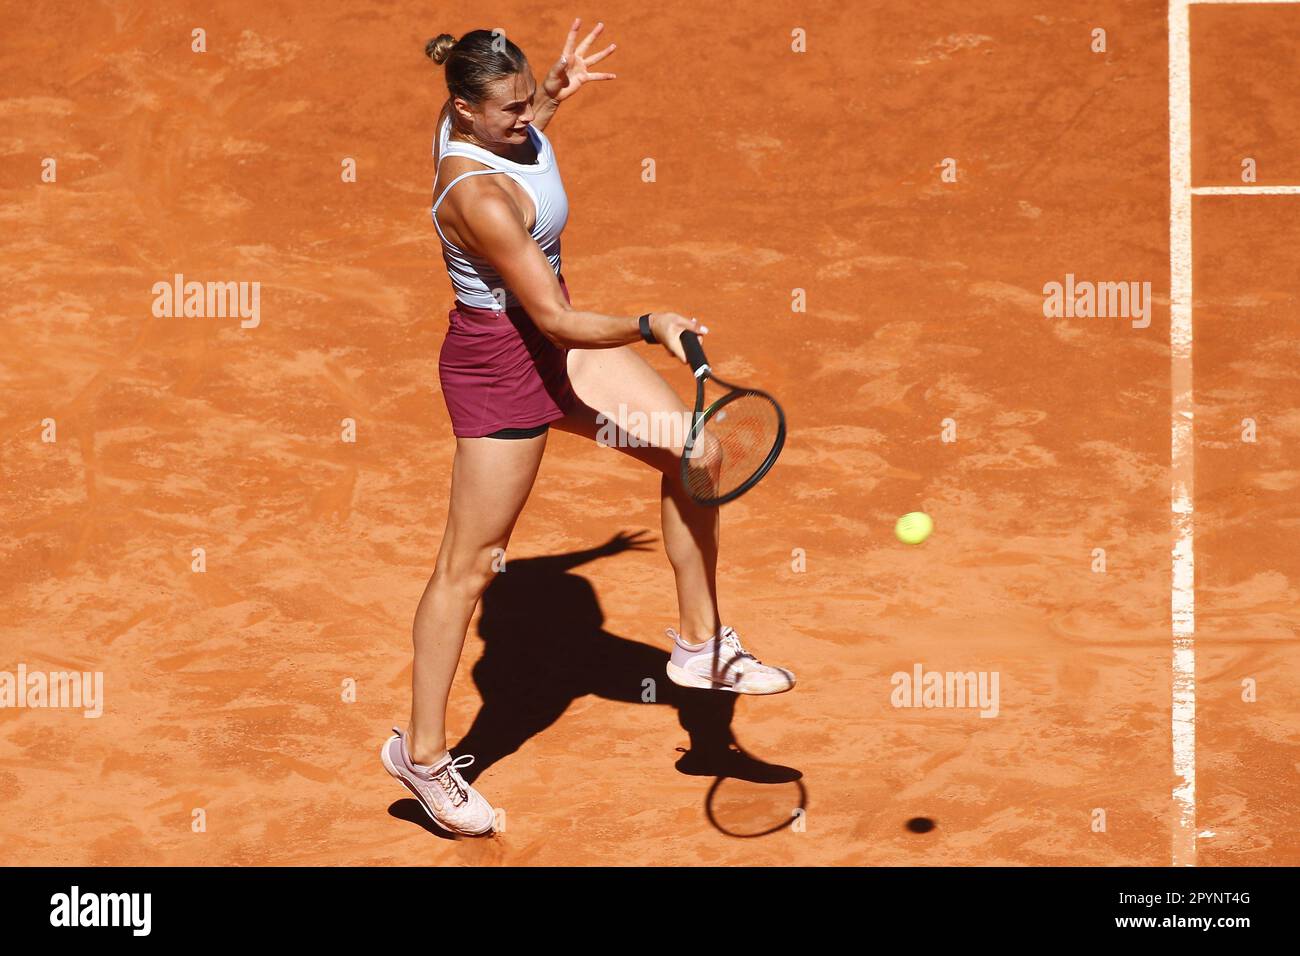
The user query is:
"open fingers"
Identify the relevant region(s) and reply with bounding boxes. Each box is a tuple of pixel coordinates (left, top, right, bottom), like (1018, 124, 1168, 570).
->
(574, 20, 605, 58)
(562, 17, 581, 60)
(583, 43, 617, 67)
(612, 529, 657, 551)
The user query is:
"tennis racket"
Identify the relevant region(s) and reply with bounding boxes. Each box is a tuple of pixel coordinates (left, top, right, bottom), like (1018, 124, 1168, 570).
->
(678, 330, 786, 507)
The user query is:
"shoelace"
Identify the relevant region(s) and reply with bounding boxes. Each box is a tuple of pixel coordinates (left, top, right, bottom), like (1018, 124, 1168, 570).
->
(720, 627, 764, 665)
(430, 754, 475, 807)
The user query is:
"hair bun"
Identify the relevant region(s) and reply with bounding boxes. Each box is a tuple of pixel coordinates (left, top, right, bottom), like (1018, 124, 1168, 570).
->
(425, 34, 457, 65)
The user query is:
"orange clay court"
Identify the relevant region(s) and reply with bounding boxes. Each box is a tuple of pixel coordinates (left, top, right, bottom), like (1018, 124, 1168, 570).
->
(2, 1, 1298, 866)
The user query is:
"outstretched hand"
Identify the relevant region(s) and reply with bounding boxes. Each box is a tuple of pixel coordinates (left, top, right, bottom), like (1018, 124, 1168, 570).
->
(597, 529, 656, 556)
(542, 18, 618, 104)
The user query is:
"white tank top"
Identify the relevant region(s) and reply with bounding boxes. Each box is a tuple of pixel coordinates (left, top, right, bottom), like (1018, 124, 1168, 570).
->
(431, 114, 568, 311)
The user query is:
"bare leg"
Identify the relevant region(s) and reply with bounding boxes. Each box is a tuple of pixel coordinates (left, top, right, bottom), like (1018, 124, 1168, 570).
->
(408, 431, 548, 766)
(556, 345, 721, 645)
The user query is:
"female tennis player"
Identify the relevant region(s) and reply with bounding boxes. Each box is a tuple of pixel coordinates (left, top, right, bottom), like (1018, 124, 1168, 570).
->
(381, 21, 796, 836)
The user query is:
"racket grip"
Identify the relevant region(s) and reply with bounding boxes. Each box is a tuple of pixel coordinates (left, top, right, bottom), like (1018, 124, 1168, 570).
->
(680, 331, 709, 374)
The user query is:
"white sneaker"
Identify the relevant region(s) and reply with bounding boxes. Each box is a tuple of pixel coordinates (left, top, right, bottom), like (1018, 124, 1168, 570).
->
(665, 626, 796, 695)
(380, 727, 496, 836)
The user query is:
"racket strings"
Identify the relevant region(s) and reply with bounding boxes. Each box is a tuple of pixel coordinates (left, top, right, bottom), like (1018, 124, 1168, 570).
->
(684, 393, 782, 501)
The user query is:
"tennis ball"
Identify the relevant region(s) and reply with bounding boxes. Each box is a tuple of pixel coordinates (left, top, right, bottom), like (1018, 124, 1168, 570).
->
(895, 511, 934, 545)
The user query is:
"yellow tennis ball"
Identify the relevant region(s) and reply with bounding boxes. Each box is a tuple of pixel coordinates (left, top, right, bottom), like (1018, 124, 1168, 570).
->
(895, 511, 934, 545)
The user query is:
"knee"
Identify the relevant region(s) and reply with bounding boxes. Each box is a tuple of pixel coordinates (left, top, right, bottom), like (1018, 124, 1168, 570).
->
(434, 546, 505, 598)
(680, 430, 725, 494)
(650, 421, 725, 482)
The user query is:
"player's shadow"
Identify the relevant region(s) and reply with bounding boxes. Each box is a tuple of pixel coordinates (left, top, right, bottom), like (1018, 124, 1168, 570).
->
(389, 531, 802, 837)
(458, 530, 804, 785)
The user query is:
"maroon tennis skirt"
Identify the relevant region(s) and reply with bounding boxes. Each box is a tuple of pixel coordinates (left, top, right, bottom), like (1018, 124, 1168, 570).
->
(438, 274, 579, 438)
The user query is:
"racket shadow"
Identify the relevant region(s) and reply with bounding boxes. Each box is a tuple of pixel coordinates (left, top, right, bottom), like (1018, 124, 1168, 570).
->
(443, 534, 803, 802)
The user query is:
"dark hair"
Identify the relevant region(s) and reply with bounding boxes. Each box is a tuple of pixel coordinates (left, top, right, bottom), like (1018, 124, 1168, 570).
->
(425, 30, 528, 107)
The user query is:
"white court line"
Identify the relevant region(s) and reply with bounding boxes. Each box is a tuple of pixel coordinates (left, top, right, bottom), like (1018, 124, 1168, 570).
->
(1169, 0, 1300, 870)
(1192, 185, 1300, 194)
(1168, 0, 1197, 869)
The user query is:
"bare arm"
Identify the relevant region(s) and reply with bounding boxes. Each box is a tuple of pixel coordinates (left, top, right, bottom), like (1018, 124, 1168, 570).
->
(530, 92, 560, 133)
(460, 187, 699, 360)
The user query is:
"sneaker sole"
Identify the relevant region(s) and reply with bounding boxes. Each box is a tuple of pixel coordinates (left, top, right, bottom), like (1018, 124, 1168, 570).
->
(666, 661, 795, 696)
(380, 736, 495, 837)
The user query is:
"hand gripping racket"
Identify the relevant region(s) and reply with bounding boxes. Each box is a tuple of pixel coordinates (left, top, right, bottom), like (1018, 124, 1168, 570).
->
(678, 331, 786, 506)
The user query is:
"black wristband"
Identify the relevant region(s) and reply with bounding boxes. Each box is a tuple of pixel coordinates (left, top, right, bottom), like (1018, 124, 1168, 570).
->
(638, 313, 657, 344)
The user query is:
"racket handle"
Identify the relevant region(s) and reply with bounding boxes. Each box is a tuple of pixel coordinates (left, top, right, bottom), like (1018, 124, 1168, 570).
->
(680, 331, 710, 375)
